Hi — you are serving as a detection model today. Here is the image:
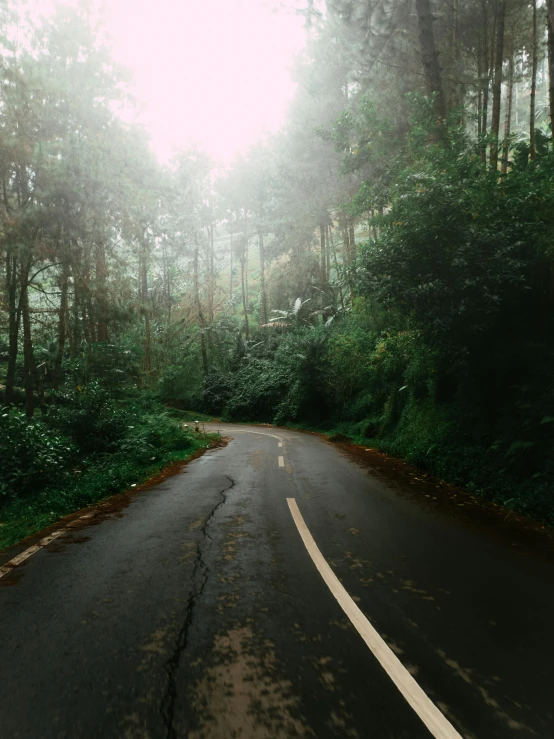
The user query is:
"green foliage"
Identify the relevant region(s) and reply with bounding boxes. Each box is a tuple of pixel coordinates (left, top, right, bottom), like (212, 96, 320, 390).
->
(123, 412, 195, 454)
(0, 440, 209, 551)
(225, 358, 292, 421)
(0, 409, 74, 499)
(2, 0, 554, 544)
(198, 369, 236, 416)
(197, 109, 554, 524)
(49, 381, 133, 454)
(63, 343, 142, 397)
(358, 125, 554, 350)
(272, 328, 330, 425)
(0, 384, 212, 548)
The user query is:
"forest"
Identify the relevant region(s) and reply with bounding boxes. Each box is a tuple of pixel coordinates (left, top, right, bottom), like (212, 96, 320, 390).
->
(1, 0, 554, 548)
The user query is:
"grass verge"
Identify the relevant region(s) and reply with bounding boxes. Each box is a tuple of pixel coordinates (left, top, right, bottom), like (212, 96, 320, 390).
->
(0, 433, 217, 551)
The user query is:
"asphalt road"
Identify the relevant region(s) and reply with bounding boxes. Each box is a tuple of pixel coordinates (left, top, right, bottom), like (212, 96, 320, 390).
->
(1, 424, 554, 738)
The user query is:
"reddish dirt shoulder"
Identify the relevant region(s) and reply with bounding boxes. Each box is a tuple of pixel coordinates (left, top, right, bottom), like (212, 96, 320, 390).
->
(328, 437, 554, 563)
(0, 437, 228, 567)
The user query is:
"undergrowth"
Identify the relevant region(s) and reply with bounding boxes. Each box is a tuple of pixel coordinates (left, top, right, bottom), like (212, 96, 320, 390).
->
(281, 418, 554, 526)
(0, 392, 217, 550)
(0, 442, 212, 551)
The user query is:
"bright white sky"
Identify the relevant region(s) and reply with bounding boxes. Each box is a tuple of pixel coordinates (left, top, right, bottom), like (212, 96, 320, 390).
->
(100, 0, 306, 163)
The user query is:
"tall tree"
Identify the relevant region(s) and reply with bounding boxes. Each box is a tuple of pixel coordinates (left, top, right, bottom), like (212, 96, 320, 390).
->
(490, 0, 507, 169)
(416, 0, 447, 119)
(501, 53, 515, 174)
(529, 0, 538, 160)
(547, 0, 554, 133)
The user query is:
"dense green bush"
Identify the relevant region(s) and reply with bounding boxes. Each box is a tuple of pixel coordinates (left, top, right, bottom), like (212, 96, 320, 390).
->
(63, 342, 142, 396)
(197, 369, 236, 415)
(0, 409, 74, 498)
(225, 358, 292, 421)
(49, 381, 133, 454)
(122, 412, 195, 454)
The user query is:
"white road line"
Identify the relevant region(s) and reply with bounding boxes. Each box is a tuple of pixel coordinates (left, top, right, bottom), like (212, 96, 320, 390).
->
(244, 430, 283, 442)
(0, 530, 64, 579)
(278, 442, 283, 447)
(286, 498, 463, 739)
(278, 456, 285, 467)
(0, 511, 94, 579)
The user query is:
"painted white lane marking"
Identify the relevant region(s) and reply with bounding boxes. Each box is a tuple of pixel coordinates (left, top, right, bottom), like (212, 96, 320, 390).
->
(243, 430, 283, 442)
(0, 530, 64, 579)
(286, 498, 462, 739)
(9, 544, 42, 566)
(0, 511, 95, 579)
(278, 456, 285, 467)
(278, 442, 283, 448)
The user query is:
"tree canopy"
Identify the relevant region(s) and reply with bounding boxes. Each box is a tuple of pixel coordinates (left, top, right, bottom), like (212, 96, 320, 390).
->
(2, 0, 554, 539)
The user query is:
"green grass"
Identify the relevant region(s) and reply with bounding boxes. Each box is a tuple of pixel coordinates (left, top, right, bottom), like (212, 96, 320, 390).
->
(0, 434, 215, 551)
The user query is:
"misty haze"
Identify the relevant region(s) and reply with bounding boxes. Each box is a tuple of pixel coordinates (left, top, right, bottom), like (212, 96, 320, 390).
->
(1, 0, 554, 737)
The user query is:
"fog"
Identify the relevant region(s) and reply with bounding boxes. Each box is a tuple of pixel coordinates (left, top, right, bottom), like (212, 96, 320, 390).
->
(104, 0, 306, 162)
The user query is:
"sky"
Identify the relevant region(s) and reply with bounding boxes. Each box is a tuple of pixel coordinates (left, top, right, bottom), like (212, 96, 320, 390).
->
(99, 0, 307, 163)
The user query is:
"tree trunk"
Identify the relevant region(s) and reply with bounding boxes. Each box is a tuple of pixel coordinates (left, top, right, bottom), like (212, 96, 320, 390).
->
(326, 224, 331, 280)
(258, 231, 268, 325)
(139, 243, 151, 376)
(328, 225, 345, 311)
(244, 239, 249, 304)
(530, 0, 538, 160)
(229, 232, 234, 300)
(240, 247, 249, 340)
(448, 0, 462, 112)
(348, 223, 356, 261)
(501, 54, 515, 176)
(547, 0, 554, 137)
(319, 221, 326, 288)
(144, 312, 151, 376)
(477, 37, 483, 139)
(82, 254, 96, 344)
(20, 261, 34, 419)
(82, 305, 91, 347)
(4, 249, 19, 406)
(489, 0, 506, 170)
(479, 19, 491, 165)
(161, 241, 172, 326)
(53, 261, 69, 390)
(415, 0, 447, 120)
(242, 211, 250, 338)
(70, 279, 80, 357)
(95, 241, 109, 342)
(207, 224, 215, 324)
(194, 238, 209, 374)
(341, 218, 351, 265)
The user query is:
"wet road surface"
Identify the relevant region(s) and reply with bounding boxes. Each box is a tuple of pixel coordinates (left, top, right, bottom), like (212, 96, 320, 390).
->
(1, 423, 554, 738)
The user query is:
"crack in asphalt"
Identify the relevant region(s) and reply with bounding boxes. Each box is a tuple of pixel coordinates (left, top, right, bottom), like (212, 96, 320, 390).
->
(161, 475, 236, 739)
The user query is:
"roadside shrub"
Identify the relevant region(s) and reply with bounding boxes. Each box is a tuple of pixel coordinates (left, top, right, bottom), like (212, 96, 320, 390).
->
(0, 409, 74, 498)
(198, 370, 235, 415)
(225, 359, 292, 421)
(49, 381, 132, 454)
(122, 413, 194, 454)
(157, 362, 202, 408)
(62, 342, 141, 396)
